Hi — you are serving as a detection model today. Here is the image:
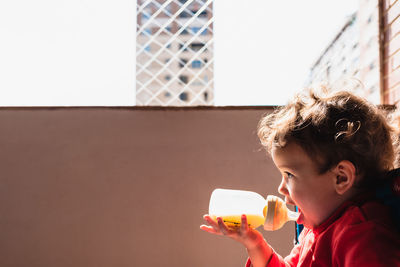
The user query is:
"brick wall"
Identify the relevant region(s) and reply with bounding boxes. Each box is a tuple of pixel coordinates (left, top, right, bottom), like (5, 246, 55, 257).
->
(381, 0, 400, 104)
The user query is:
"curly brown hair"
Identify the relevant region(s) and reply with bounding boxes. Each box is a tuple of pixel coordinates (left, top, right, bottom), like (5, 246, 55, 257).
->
(257, 87, 398, 188)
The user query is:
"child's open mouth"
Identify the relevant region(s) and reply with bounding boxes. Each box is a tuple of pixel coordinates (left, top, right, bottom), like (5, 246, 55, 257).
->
(285, 199, 303, 224)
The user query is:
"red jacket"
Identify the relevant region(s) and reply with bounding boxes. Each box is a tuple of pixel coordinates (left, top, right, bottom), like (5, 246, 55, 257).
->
(246, 194, 400, 267)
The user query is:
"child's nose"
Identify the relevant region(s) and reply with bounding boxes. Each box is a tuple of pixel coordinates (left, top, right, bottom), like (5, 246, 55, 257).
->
(278, 177, 289, 196)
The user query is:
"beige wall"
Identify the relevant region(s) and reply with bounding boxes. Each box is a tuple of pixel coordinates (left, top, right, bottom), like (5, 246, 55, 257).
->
(0, 107, 294, 267)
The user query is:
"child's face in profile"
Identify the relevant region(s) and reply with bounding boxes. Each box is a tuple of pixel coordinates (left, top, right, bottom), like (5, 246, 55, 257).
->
(271, 142, 340, 228)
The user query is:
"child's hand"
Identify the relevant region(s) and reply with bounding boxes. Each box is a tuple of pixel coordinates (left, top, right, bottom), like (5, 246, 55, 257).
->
(200, 214, 266, 251)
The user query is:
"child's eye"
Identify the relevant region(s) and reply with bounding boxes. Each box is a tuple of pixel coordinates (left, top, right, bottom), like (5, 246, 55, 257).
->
(284, 172, 294, 179)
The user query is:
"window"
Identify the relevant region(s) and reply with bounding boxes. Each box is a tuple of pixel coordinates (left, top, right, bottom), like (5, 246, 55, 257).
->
(203, 91, 208, 101)
(142, 28, 152, 36)
(369, 62, 375, 70)
(179, 92, 189, 101)
(190, 42, 205, 51)
(191, 27, 201, 34)
(198, 10, 208, 18)
(192, 60, 202, 68)
(179, 10, 191, 18)
(191, 27, 207, 35)
(142, 12, 150, 20)
(179, 59, 188, 68)
(179, 75, 189, 84)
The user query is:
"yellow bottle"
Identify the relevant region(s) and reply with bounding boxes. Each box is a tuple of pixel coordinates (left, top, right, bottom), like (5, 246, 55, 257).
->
(208, 189, 299, 231)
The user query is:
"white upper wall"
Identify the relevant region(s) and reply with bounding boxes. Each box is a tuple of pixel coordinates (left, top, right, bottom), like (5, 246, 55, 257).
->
(0, 0, 357, 106)
(214, 0, 358, 106)
(0, 0, 135, 106)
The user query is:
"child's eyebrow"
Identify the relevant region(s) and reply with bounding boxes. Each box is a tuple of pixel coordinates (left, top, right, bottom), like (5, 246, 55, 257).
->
(278, 164, 302, 170)
(277, 162, 304, 172)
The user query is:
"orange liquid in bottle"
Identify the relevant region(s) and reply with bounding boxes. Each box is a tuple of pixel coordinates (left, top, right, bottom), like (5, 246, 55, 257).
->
(210, 214, 265, 229)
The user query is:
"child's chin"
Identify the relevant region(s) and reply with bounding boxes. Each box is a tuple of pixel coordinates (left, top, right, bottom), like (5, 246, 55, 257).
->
(296, 210, 304, 225)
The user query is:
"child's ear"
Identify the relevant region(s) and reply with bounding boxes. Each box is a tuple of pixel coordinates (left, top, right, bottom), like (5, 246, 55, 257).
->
(332, 160, 357, 195)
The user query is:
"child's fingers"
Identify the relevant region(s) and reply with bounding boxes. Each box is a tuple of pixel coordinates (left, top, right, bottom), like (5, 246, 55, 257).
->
(217, 217, 233, 235)
(200, 224, 221, 235)
(203, 215, 220, 229)
(240, 214, 249, 233)
(202, 214, 223, 234)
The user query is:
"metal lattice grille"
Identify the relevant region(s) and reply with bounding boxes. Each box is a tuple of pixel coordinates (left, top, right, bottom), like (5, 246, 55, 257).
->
(136, 0, 214, 106)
